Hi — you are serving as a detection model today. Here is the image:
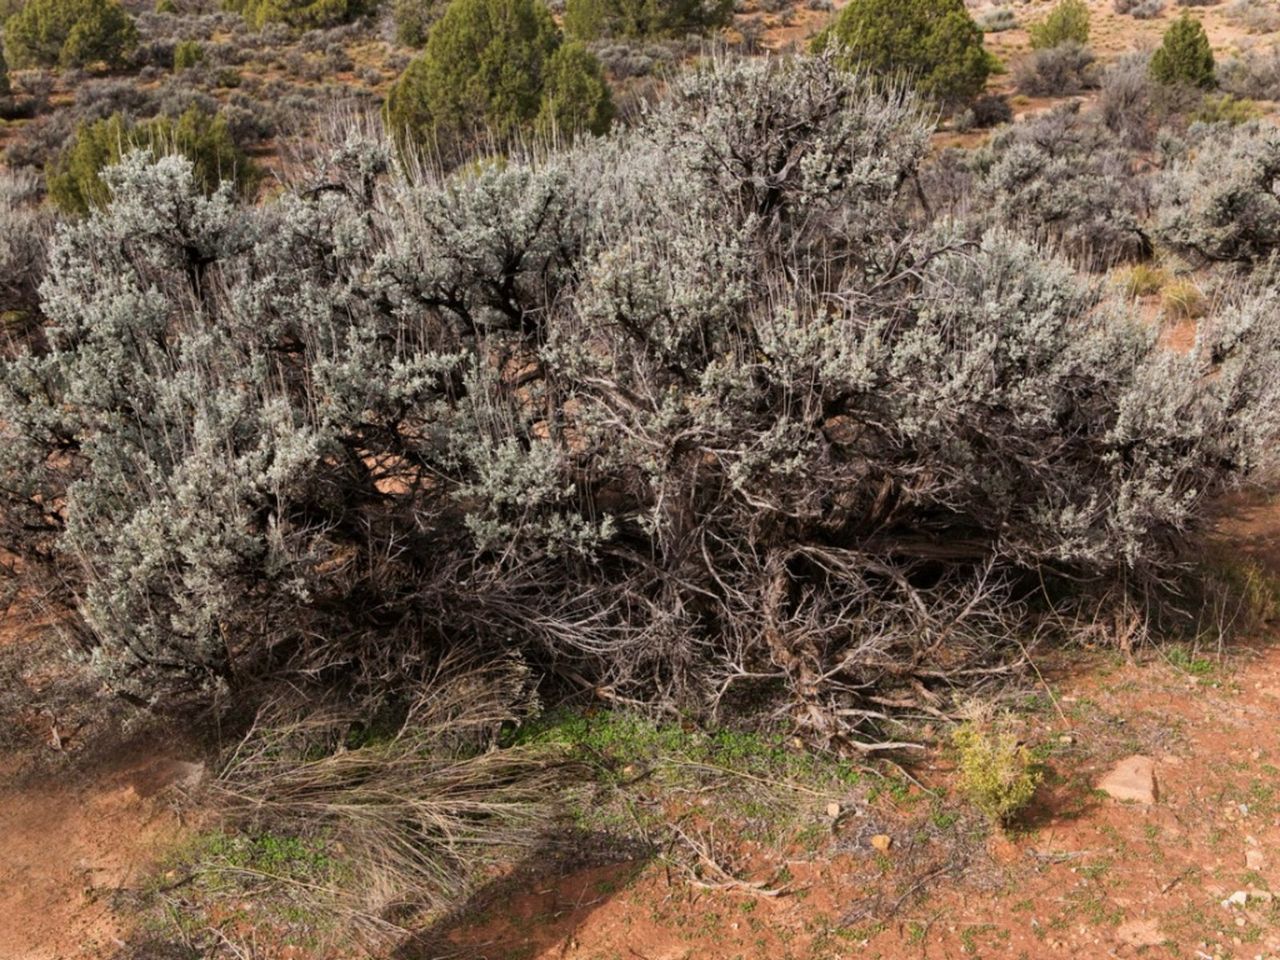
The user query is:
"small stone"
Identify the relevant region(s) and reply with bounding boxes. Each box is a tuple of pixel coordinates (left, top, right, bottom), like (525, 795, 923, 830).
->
(826, 801, 842, 819)
(1224, 890, 1250, 909)
(1097, 755, 1157, 804)
(870, 834, 892, 852)
(1247, 849, 1267, 871)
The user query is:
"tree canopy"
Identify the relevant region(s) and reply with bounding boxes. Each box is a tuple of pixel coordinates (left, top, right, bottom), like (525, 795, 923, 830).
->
(4, 0, 137, 69)
(385, 0, 611, 158)
(1150, 13, 1215, 89)
(563, 0, 732, 41)
(46, 106, 259, 214)
(813, 0, 991, 104)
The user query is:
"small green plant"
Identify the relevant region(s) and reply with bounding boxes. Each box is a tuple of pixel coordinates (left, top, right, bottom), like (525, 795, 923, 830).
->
(1167, 644, 1214, 676)
(172, 38, 203, 70)
(953, 715, 1041, 825)
(1150, 13, 1216, 89)
(1192, 93, 1264, 125)
(1209, 554, 1280, 624)
(1118, 263, 1168, 297)
(155, 0, 176, 11)
(1029, 0, 1090, 49)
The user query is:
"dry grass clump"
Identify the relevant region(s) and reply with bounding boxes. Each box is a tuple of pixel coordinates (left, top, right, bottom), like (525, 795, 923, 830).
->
(1162, 278, 1208, 319)
(215, 655, 579, 938)
(1118, 262, 1169, 297)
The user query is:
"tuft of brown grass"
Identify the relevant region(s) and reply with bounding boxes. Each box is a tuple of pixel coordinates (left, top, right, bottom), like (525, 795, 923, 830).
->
(1118, 263, 1169, 298)
(215, 653, 580, 940)
(1161, 278, 1208, 320)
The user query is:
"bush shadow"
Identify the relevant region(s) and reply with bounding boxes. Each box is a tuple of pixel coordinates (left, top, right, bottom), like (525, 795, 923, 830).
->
(392, 830, 651, 960)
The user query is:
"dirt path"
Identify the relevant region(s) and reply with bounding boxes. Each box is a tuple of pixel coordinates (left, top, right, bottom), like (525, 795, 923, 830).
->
(0, 748, 198, 959)
(0, 592, 201, 960)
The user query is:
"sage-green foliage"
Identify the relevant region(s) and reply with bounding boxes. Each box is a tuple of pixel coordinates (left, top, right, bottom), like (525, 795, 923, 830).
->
(536, 41, 614, 138)
(813, 0, 990, 104)
(222, 0, 368, 29)
(1028, 0, 1089, 50)
(46, 107, 258, 214)
(392, 0, 442, 46)
(563, 0, 732, 41)
(972, 103, 1150, 268)
(172, 37, 202, 70)
(953, 719, 1041, 824)
(2, 53, 1278, 737)
(1150, 13, 1216, 88)
(385, 0, 611, 158)
(3, 0, 137, 69)
(1157, 121, 1280, 263)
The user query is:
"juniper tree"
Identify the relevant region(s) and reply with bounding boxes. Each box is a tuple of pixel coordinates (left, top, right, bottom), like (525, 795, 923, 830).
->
(563, 0, 732, 41)
(813, 0, 990, 104)
(3, 0, 137, 69)
(46, 106, 259, 214)
(1150, 13, 1216, 89)
(385, 0, 611, 158)
(1029, 0, 1090, 49)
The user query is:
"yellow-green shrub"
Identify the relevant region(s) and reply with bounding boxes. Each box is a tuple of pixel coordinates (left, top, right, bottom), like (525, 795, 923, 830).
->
(953, 718, 1041, 824)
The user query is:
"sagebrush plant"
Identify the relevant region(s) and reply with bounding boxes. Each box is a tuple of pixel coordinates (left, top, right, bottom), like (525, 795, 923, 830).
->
(976, 6, 1016, 32)
(1157, 121, 1280, 264)
(952, 715, 1041, 824)
(2, 52, 1279, 742)
(1015, 40, 1096, 96)
(972, 102, 1152, 268)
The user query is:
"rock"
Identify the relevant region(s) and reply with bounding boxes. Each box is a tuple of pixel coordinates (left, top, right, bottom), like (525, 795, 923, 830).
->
(1247, 848, 1267, 871)
(1097, 755, 1157, 804)
(870, 834, 892, 852)
(826, 801, 842, 819)
(1116, 918, 1164, 948)
(1223, 890, 1250, 909)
